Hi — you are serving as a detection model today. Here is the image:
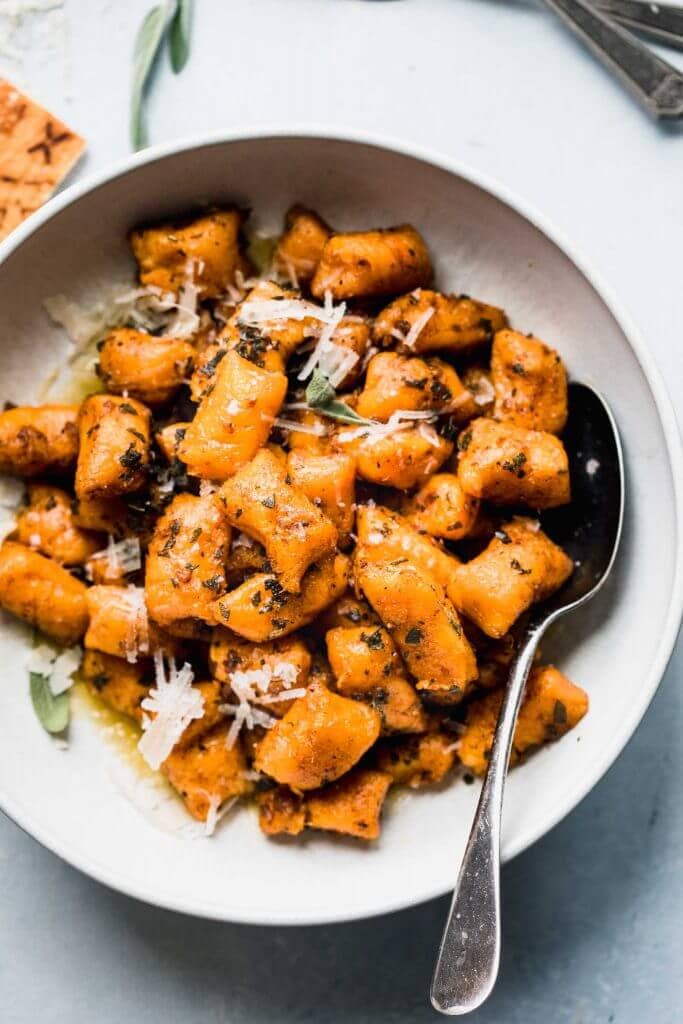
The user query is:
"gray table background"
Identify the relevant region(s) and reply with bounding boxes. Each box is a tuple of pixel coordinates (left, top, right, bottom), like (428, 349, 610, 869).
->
(1, 1, 681, 1021)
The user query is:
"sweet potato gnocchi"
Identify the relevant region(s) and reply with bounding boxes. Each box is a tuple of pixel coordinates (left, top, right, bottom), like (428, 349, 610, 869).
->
(0, 202, 589, 843)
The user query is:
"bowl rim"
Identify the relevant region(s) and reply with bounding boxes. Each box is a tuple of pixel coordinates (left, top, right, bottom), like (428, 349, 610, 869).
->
(0, 125, 681, 926)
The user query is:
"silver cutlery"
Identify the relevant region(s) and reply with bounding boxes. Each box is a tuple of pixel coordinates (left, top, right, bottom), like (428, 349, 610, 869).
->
(431, 382, 625, 1016)
(594, 0, 683, 50)
(538, 0, 683, 117)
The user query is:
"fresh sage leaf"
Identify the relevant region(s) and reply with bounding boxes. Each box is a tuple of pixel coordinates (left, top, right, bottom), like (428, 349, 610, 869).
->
(305, 368, 374, 426)
(169, 0, 193, 73)
(130, 4, 170, 150)
(30, 672, 69, 734)
(306, 368, 336, 408)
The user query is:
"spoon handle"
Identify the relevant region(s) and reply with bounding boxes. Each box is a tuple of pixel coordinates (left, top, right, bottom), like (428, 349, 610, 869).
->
(541, 0, 683, 117)
(430, 624, 545, 1015)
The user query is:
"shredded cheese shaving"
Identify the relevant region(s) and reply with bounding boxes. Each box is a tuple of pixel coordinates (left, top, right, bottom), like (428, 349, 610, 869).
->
(88, 536, 141, 578)
(402, 306, 435, 349)
(25, 642, 82, 695)
(220, 661, 305, 748)
(336, 409, 437, 443)
(138, 654, 204, 770)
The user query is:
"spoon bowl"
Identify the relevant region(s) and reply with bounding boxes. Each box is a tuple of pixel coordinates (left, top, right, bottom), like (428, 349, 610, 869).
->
(431, 382, 624, 1016)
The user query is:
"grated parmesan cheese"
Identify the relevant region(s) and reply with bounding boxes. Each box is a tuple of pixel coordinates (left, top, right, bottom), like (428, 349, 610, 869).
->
(472, 375, 495, 407)
(49, 645, 82, 695)
(402, 306, 435, 349)
(25, 641, 81, 694)
(199, 480, 220, 498)
(273, 416, 327, 437)
(138, 654, 204, 770)
(162, 261, 201, 339)
(119, 586, 149, 663)
(337, 409, 437, 443)
(231, 531, 255, 550)
(88, 535, 141, 577)
(220, 661, 305, 748)
(202, 794, 237, 837)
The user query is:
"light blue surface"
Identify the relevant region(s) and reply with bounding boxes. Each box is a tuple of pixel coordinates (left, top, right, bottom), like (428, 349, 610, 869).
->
(0, 1, 681, 1021)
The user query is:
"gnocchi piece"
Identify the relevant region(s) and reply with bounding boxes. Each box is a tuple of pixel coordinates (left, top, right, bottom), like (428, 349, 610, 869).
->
(257, 785, 306, 836)
(356, 504, 459, 590)
(457, 417, 570, 509)
(145, 493, 231, 637)
(327, 626, 428, 735)
(375, 731, 456, 787)
(254, 682, 381, 791)
(97, 328, 194, 406)
(0, 541, 89, 645)
(326, 625, 402, 690)
(162, 723, 253, 821)
(84, 585, 180, 661)
(373, 290, 506, 354)
(130, 209, 249, 299)
(328, 317, 371, 389)
(178, 350, 287, 480)
(461, 365, 496, 416)
(0, 404, 78, 477)
(224, 535, 271, 588)
(218, 448, 338, 593)
(229, 280, 320, 372)
(447, 517, 574, 638)
(258, 768, 392, 841)
(75, 395, 151, 500)
(305, 768, 391, 840)
(283, 409, 331, 454)
(155, 422, 191, 463)
(212, 553, 350, 642)
(313, 593, 380, 634)
(311, 225, 432, 301)
(81, 649, 151, 722)
(365, 674, 430, 735)
(336, 423, 452, 490)
(174, 680, 227, 749)
(356, 352, 475, 422)
(286, 449, 356, 542)
(458, 665, 589, 775)
(404, 473, 479, 542)
(15, 484, 102, 565)
(71, 494, 129, 537)
(355, 548, 478, 704)
(491, 329, 568, 434)
(272, 204, 331, 286)
(209, 631, 311, 717)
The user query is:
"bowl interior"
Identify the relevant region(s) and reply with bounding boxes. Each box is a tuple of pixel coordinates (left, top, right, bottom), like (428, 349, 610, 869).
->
(0, 135, 679, 924)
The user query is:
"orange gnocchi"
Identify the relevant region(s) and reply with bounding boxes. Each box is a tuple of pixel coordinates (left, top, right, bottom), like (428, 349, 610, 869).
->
(0, 202, 588, 843)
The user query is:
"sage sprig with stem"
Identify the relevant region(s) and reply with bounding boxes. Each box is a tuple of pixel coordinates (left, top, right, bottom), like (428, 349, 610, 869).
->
(130, 0, 194, 150)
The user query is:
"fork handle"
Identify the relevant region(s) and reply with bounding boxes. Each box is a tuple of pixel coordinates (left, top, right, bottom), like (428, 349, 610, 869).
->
(541, 0, 683, 117)
(430, 624, 545, 1015)
(594, 0, 683, 50)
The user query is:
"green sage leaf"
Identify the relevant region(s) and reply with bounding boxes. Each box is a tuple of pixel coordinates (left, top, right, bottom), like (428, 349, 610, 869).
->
(304, 368, 373, 426)
(306, 368, 336, 408)
(30, 672, 69, 734)
(169, 0, 193, 73)
(130, 4, 169, 151)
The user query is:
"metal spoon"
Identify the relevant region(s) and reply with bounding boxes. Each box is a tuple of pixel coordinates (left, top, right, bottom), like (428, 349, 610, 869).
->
(431, 382, 624, 1016)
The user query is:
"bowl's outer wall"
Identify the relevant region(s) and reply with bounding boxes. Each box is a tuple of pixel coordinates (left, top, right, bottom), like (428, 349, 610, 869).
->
(0, 136, 679, 924)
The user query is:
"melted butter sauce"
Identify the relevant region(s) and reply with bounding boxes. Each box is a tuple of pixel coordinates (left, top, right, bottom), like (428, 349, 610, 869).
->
(72, 682, 212, 839)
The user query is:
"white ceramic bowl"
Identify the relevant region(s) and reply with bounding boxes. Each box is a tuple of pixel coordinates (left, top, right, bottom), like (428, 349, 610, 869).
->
(0, 130, 681, 925)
